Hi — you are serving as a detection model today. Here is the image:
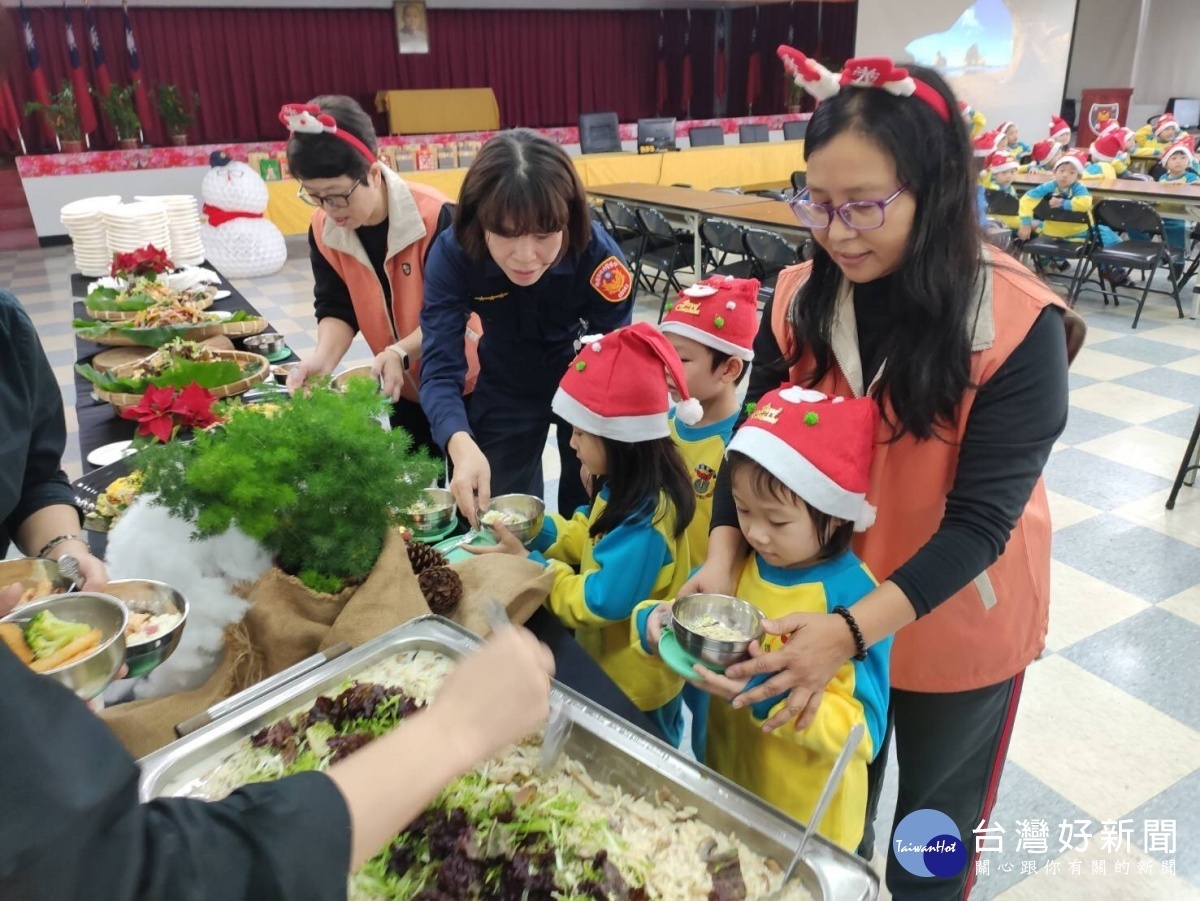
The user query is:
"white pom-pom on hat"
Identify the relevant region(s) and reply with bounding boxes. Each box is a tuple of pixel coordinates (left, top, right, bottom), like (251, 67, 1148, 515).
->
(853, 501, 877, 532)
(675, 397, 704, 426)
(779, 386, 828, 404)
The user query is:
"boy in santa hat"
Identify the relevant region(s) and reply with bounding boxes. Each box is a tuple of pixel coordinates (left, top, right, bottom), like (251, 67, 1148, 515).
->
(1135, 113, 1182, 155)
(636, 388, 890, 851)
(473, 321, 699, 744)
(1087, 130, 1129, 178)
(1028, 138, 1065, 173)
(979, 151, 1021, 232)
(998, 120, 1031, 159)
(1049, 114, 1072, 146)
(1158, 139, 1199, 256)
(659, 277, 757, 563)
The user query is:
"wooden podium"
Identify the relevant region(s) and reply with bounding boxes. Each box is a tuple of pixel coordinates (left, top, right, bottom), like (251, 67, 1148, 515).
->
(1078, 88, 1134, 146)
(374, 88, 500, 136)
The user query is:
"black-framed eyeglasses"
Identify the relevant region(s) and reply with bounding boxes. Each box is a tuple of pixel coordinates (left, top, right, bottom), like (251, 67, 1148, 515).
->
(788, 186, 907, 231)
(297, 178, 363, 210)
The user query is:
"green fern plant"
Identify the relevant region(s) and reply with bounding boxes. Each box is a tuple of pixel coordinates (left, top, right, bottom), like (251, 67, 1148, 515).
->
(138, 380, 439, 592)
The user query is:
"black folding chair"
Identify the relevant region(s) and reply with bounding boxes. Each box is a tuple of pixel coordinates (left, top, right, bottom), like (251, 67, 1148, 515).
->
(579, 112, 622, 154)
(699, 219, 756, 279)
(601, 199, 651, 296)
(783, 120, 808, 141)
(743, 228, 800, 306)
(688, 125, 724, 147)
(1076, 199, 1184, 328)
(1120, 172, 1154, 182)
(635, 207, 695, 319)
(754, 190, 791, 201)
(739, 124, 770, 144)
(984, 189, 1019, 218)
(1018, 197, 1096, 304)
(791, 171, 807, 193)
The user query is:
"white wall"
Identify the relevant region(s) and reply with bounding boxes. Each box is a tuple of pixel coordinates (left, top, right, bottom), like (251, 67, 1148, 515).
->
(1130, 0, 1200, 110)
(1064, 0, 1140, 103)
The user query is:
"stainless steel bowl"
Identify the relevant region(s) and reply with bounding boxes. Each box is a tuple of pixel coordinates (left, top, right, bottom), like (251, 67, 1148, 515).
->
(243, 333, 285, 356)
(671, 593, 766, 669)
(102, 579, 189, 678)
(0, 557, 73, 607)
(401, 487, 457, 535)
(481, 494, 546, 545)
(331, 365, 377, 392)
(1, 592, 128, 699)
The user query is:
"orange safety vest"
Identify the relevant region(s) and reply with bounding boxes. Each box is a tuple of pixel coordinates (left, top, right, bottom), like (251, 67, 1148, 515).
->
(310, 172, 480, 402)
(770, 252, 1085, 692)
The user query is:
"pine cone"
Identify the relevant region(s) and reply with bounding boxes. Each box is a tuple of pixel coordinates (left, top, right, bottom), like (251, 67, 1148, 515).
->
(418, 566, 463, 614)
(407, 541, 448, 576)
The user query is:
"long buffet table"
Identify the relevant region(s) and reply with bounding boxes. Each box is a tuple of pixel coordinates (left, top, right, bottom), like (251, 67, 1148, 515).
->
(66, 270, 661, 737)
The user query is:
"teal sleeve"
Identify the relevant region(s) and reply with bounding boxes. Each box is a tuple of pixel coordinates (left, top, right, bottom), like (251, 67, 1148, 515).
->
(528, 516, 559, 554)
(1019, 181, 1052, 224)
(827, 565, 892, 764)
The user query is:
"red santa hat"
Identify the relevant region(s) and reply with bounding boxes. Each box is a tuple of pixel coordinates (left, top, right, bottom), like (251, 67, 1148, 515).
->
(973, 129, 1004, 157)
(1162, 138, 1195, 166)
(1048, 115, 1071, 142)
(1055, 151, 1088, 176)
(727, 386, 880, 531)
(986, 151, 1018, 174)
(1090, 132, 1125, 163)
(659, 277, 759, 362)
(1031, 139, 1063, 165)
(998, 120, 1017, 137)
(1155, 114, 1180, 137)
(1116, 127, 1136, 149)
(551, 321, 702, 441)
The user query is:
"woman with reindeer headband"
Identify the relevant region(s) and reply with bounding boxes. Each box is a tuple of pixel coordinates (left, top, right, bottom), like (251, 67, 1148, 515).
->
(681, 48, 1086, 899)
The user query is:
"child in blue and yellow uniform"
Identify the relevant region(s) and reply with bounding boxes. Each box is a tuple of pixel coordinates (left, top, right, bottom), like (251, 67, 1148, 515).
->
(659, 277, 758, 563)
(1159, 139, 1199, 258)
(1135, 113, 1180, 155)
(980, 151, 1021, 232)
(1018, 152, 1096, 242)
(1088, 131, 1129, 178)
(1028, 139, 1065, 173)
(1049, 115, 1072, 148)
(474, 322, 697, 744)
(998, 120, 1031, 159)
(959, 99, 986, 139)
(637, 387, 891, 851)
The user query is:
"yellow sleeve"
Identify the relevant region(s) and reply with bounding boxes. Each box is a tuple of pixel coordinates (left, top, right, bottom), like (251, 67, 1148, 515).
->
(1134, 125, 1153, 147)
(1064, 190, 1093, 214)
(750, 669, 873, 764)
(538, 510, 591, 567)
(970, 109, 986, 138)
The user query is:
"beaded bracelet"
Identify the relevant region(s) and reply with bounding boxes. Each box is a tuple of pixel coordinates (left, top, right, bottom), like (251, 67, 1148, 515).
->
(832, 605, 868, 661)
(36, 533, 85, 560)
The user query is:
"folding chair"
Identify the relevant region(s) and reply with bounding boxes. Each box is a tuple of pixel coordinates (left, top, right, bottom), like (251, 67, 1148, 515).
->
(738, 124, 770, 144)
(743, 228, 800, 306)
(688, 125, 724, 147)
(699, 219, 756, 279)
(601, 199, 651, 296)
(1076, 199, 1185, 328)
(635, 207, 695, 319)
(1018, 197, 1096, 304)
(754, 190, 791, 201)
(783, 120, 808, 141)
(984, 189, 1019, 219)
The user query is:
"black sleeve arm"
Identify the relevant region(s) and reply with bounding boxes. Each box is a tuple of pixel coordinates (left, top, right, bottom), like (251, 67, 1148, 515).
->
(309, 226, 359, 333)
(711, 293, 792, 530)
(891, 306, 1070, 615)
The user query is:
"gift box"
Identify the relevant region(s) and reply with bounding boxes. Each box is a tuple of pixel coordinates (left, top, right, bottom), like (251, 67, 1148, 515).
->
(276, 151, 291, 180)
(395, 143, 420, 172)
(249, 152, 282, 182)
(415, 144, 437, 171)
(436, 143, 458, 169)
(457, 140, 482, 169)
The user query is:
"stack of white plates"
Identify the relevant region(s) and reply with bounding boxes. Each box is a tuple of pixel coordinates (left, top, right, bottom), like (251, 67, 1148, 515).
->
(61, 195, 122, 276)
(134, 194, 204, 266)
(103, 201, 172, 258)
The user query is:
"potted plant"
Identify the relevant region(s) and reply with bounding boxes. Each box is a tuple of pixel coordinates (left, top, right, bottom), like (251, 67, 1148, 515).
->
(787, 80, 804, 115)
(25, 80, 84, 153)
(155, 83, 200, 147)
(137, 378, 440, 596)
(96, 83, 142, 150)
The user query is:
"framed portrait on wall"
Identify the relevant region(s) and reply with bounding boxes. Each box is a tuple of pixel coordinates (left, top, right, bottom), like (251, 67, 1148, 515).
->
(395, 1, 430, 55)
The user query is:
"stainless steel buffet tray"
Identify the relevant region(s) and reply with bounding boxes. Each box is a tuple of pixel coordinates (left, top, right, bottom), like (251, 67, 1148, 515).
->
(137, 615, 879, 901)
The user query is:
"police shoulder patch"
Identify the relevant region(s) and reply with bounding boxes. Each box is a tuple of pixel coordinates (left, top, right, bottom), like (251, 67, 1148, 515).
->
(590, 256, 633, 303)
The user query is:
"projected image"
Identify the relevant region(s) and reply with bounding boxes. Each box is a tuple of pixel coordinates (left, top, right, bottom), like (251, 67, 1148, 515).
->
(905, 0, 1013, 74)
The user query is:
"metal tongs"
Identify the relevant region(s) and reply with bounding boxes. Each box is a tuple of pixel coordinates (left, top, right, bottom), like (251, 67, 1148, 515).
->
(483, 599, 571, 773)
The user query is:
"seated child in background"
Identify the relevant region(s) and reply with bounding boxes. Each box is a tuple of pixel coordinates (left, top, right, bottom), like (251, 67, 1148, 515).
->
(1158, 139, 1199, 258)
(1135, 113, 1181, 155)
(998, 120, 1032, 159)
(1028, 139, 1065, 173)
(973, 131, 1006, 222)
(636, 388, 891, 852)
(475, 322, 697, 744)
(980, 151, 1021, 232)
(1049, 115, 1072, 147)
(960, 99, 987, 139)
(1089, 131, 1130, 177)
(659, 277, 758, 564)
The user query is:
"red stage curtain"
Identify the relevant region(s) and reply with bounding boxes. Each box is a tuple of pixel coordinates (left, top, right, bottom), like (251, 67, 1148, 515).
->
(6, 5, 705, 152)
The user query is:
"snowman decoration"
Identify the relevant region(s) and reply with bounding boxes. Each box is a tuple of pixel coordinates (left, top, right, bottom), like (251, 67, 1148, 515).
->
(200, 151, 287, 278)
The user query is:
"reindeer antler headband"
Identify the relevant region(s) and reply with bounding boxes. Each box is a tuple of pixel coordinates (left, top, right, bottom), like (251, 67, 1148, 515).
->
(777, 46, 951, 122)
(279, 104, 376, 164)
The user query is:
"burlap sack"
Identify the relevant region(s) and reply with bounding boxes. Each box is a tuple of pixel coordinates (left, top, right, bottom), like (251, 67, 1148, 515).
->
(101, 535, 554, 759)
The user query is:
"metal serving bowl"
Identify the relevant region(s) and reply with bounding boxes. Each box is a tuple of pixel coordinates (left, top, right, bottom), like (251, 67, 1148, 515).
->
(243, 332, 286, 356)
(671, 593, 766, 669)
(331, 365, 377, 392)
(1, 592, 128, 700)
(101, 579, 189, 678)
(401, 487, 458, 536)
(480, 494, 546, 545)
(0, 557, 73, 606)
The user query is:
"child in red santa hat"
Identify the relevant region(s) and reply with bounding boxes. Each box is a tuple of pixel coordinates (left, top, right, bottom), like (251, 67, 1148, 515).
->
(1048, 114, 1072, 146)
(997, 120, 1031, 158)
(979, 151, 1021, 231)
(1028, 138, 1065, 172)
(1088, 130, 1131, 177)
(636, 386, 891, 851)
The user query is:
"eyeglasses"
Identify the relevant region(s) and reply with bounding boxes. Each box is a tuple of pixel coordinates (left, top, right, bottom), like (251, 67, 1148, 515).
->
(788, 186, 907, 231)
(297, 178, 363, 210)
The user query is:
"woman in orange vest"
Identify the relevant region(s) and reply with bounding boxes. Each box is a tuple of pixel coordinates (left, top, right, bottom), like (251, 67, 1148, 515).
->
(282, 95, 476, 456)
(685, 50, 1085, 899)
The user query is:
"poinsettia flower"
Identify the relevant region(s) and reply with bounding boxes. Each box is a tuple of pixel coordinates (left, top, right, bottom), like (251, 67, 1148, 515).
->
(120, 384, 182, 442)
(171, 382, 221, 429)
(111, 244, 175, 279)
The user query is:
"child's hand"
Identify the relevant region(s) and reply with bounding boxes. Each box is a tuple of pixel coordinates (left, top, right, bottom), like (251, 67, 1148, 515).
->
(645, 602, 673, 651)
(464, 522, 529, 558)
(1017, 225, 1033, 241)
(1049, 196, 1063, 209)
(686, 662, 752, 700)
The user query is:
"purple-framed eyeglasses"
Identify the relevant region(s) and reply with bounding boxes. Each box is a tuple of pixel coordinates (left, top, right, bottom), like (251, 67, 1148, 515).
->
(788, 186, 907, 231)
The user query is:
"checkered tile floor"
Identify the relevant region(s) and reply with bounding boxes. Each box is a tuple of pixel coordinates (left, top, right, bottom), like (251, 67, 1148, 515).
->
(9, 238, 1200, 899)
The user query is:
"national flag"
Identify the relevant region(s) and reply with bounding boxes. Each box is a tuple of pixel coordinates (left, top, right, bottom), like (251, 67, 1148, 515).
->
(746, 6, 762, 114)
(680, 11, 692, 116)
(655, 11, 668, 116)
(20, 2, 56, 143)
(63, 3, 99, 135)
(0, 80, 26, 152)
(715, 15, 727, 105)
(123, 0, 156, 142)
(84, 2, 111, 97)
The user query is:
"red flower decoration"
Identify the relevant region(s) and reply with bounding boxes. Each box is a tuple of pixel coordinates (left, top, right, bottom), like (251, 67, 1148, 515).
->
(111, 244, 175, 280)
(120, 382, 220, 443)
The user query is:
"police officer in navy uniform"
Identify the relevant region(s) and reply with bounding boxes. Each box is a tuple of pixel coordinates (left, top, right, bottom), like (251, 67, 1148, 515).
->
(420, 129, 633, 522)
